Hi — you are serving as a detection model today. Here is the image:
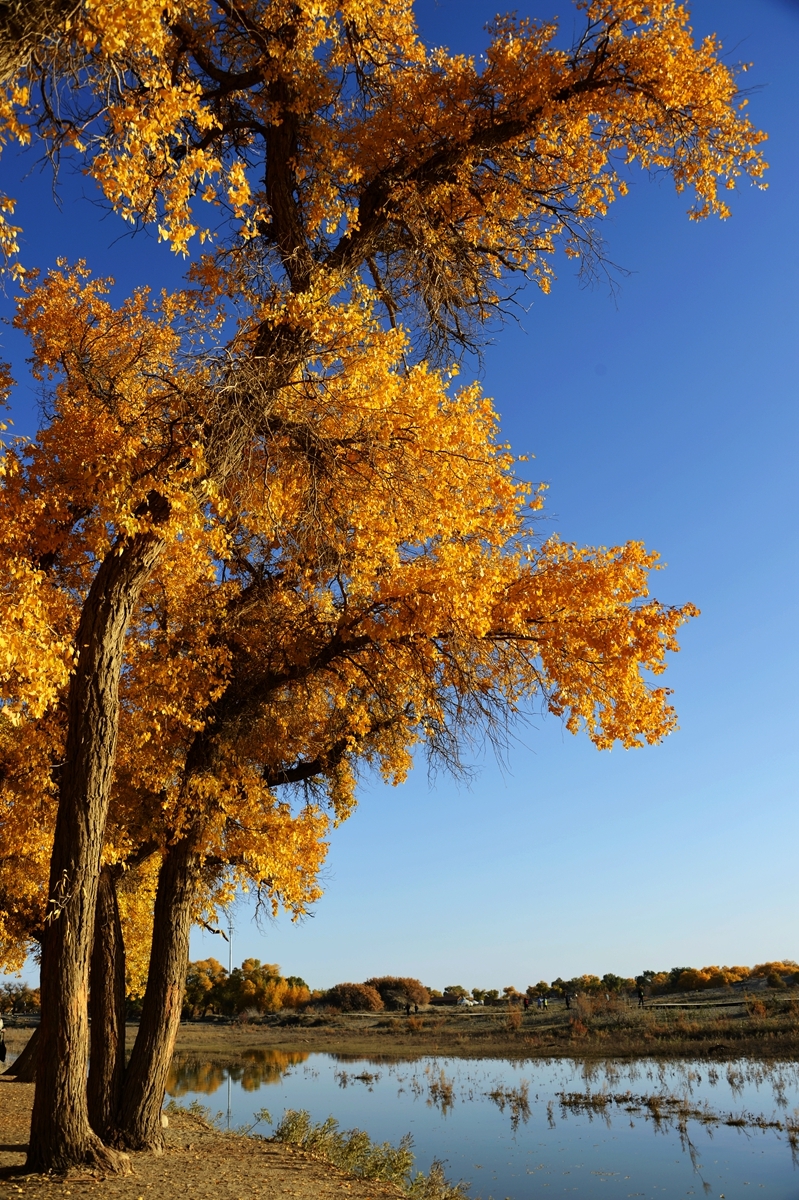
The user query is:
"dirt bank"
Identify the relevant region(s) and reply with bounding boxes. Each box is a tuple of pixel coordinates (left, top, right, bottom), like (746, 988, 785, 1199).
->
(0, 1079, 403, 1200)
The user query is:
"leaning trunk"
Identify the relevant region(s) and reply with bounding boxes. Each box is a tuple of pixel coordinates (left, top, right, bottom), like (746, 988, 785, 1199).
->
(117, 830, 200, 1151)
(87, 865, 127, 1140)
(3, 1025, 40, 1081)
(27, 531, 165, 1174)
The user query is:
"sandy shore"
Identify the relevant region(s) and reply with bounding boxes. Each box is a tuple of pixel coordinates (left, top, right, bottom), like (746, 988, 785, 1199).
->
(0, 1078, 403, 1200)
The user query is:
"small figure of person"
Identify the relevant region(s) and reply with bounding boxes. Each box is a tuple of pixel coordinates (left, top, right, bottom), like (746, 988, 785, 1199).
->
(405, 1002, 412, 1015)
(564, 993, 571, 1011)
(414, 1004, 419, 1014)
(536, 995, 542, 1010)
(637, 987, 645, 1009)
(543, 996, 548, 1010)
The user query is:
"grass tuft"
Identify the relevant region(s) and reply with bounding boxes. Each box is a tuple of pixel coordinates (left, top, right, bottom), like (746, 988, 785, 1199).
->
(163, 1098, 223, 1129)
(272, 1108, 469, 1199)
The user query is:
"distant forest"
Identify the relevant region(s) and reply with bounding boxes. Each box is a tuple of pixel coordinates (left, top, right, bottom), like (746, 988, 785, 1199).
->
(3, 959, 795, 1019)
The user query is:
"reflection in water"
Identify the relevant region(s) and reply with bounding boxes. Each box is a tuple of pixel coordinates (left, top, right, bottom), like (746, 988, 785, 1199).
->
(167, 1053, 799, 1198)
(554, 1085, 799, 1191)
(335, 1069, 381, 1090)
(167, 1048, 309, 1095)
(486, 1080, 530, 1132)
(426, 1066, 455, 1116)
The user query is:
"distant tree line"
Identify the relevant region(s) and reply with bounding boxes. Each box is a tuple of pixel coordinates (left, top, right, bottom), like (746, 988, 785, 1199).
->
(4, 960, 796, 1020)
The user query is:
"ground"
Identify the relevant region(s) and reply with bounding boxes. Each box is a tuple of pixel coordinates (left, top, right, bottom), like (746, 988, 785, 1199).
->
(0, 1079, 403, 1200)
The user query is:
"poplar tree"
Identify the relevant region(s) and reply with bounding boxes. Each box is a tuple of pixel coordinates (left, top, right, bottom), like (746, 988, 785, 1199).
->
(0, 0, 765, 1172)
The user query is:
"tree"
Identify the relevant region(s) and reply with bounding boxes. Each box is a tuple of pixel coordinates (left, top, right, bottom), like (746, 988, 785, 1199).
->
(365, 977, 429, 1009)
(182, 958, 228, 1019)
(6, 257, 704, 1151)
(0, 0, 766, 1173)
(325, 983, 384, 1013)
(211, 960, 304, 1015)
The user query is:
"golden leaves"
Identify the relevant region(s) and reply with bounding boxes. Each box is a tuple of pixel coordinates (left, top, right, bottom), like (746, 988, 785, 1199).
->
(0, 0, 767, 294)
(0, 1, 724, 963)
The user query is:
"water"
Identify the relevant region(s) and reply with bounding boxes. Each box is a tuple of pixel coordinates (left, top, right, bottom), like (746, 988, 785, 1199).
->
(167, 1052, 799, 1199)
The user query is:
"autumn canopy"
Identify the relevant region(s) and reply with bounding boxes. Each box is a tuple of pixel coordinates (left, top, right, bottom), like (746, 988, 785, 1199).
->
(0, 0, 765, 1175)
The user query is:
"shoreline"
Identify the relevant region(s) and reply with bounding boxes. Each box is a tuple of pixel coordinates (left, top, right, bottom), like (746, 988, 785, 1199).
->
(162, 990, 799, 1064)
(2, 996, 797, 1196)
(0, 1080, 406, 1198)
(4, 989, 798, 1072)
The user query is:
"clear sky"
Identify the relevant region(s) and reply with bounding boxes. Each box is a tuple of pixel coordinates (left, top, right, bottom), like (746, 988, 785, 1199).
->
(3, 0, 797, 993)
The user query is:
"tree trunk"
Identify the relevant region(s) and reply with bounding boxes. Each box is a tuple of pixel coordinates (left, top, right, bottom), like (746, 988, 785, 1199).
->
(117, 830, 200, 1151)
(87, 865, 127, 1141)
(3, 1025, 40, 1081)
(27, 529, 165, 1175)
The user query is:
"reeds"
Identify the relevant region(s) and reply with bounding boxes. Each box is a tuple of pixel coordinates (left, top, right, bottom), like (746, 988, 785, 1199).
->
(271, 1109, 469, 1199)
(506, 1005, 522, 1032)
(426, 1066, 455, 1113)
(487, 1080, 530, 1131)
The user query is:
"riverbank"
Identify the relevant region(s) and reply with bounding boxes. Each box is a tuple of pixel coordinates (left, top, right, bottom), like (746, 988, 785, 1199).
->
(160, 988, 799, 1064)
(0, 1079, 405, 1199)
(4, 989, 797, 1078)
(1, 993, 797, 1195)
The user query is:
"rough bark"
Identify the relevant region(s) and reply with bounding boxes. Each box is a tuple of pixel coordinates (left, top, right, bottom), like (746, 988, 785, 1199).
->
(2, 1025, 40, 1081)
(117, 829, 200, 1151)
(87, 864, 127, 1141)
(27, 529, 165, 1175)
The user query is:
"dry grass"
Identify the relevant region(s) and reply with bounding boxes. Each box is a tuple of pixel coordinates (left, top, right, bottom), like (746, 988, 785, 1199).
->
(5, 985, 778, 1071)
(505, 1006, 522, 1032)
(425, 1067, 455, 1114)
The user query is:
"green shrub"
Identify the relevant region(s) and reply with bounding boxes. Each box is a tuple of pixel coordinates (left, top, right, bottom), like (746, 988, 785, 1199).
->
(272, 1109, 468, 1199)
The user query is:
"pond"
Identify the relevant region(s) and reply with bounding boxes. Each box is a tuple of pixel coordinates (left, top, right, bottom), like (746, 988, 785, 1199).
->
(166, 1052, 799, 1199)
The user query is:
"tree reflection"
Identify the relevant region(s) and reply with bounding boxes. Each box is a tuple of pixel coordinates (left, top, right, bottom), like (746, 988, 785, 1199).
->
(167, 1049, 309, 1095)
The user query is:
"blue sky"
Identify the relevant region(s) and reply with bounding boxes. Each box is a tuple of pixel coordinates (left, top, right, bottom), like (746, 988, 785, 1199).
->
(3, 0, 797, 992)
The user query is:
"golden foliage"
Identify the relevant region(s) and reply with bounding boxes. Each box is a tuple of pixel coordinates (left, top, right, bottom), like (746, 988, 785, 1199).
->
(0, 1, 766, 306)
(0, 250, 699, 971)
(1, 0, 755, 995)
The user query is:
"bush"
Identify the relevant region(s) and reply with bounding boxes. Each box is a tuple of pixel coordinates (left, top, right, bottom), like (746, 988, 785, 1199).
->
(364, 977, 429, 1008)
(325, 983, 384, 1012)
(272, 1109, 468, 1199)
